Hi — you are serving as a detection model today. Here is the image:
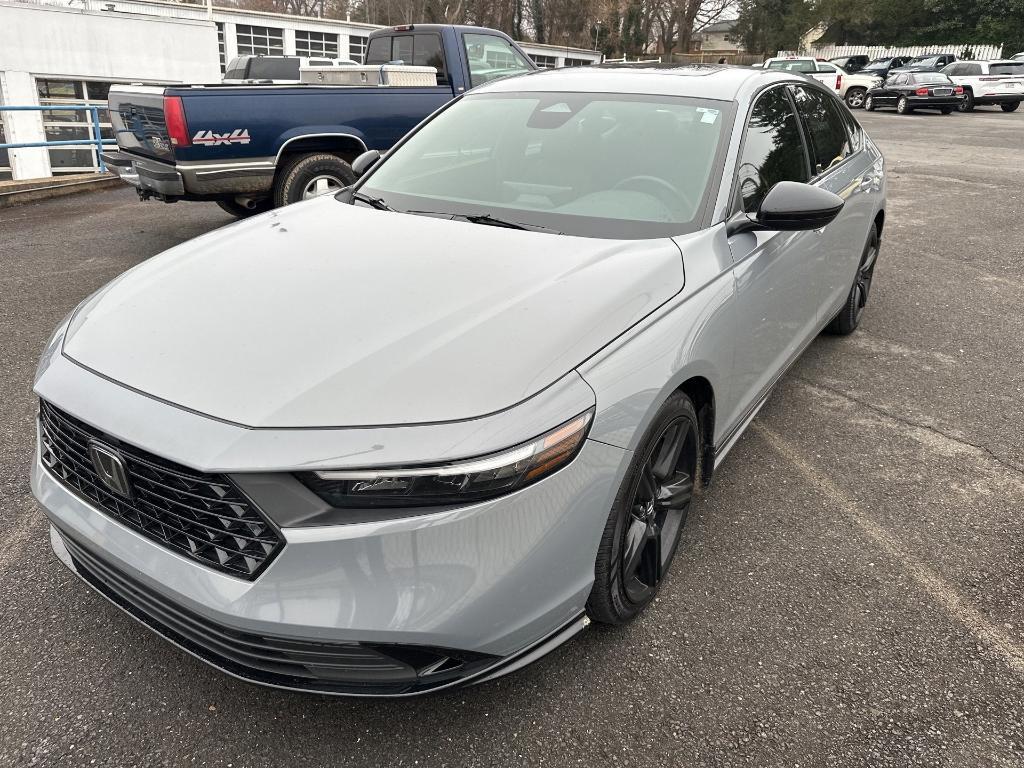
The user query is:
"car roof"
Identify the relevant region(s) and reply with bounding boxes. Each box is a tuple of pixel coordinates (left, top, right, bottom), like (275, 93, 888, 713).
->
(472, 63, 805, 101)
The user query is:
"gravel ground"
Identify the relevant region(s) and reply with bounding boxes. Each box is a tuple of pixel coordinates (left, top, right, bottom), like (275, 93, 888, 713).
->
(0, 107, 1022, 768)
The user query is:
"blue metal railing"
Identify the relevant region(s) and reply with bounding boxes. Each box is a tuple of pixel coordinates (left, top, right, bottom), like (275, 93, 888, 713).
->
(0, 104, 114, 173)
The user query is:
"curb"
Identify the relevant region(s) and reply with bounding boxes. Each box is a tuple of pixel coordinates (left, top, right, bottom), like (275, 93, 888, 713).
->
(0, 173, 124, 209)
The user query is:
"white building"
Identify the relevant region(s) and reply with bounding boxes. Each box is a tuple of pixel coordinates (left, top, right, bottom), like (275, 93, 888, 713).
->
(0, 0, 601, 181)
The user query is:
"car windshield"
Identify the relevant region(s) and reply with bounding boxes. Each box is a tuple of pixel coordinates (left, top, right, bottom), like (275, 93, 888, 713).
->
(767, 60, 816, 73)
(909, 56, 941, 67)
(357, 91, 730, 239)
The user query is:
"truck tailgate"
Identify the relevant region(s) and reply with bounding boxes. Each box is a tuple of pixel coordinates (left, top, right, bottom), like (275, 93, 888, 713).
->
(108, 85, 175, 162)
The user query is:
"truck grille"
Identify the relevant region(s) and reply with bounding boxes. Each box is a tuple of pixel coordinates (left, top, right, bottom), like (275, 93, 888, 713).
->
(56, 527, 497, 696)
(39, 400, 282, 579)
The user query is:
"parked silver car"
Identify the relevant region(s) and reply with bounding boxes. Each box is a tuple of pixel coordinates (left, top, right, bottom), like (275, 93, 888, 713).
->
(32, 64, 886, 697)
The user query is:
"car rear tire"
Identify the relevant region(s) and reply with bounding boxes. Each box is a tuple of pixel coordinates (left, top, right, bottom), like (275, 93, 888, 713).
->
(845, 88, 867, 109)
(586, 391, 702, 625)
(216, 198, 272, 218)
(958, 90, 974, 112)
(896, 96, 911, 114)
(940, 106, 954, 114)
(864, 95, 876, 111)
(1001, 102, 1020, 112)
(273, 153, 356, 208)
(826, 223, 880, 336)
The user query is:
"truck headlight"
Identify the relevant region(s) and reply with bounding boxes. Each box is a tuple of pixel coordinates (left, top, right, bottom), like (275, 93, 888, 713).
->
(297, 410, 593, 508)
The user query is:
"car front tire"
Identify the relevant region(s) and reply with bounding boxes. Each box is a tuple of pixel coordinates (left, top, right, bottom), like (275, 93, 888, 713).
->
(845, 88, 867, 109)
(940, 106, 954, 114)
(864, 95, 876, 111)
(826, 223, 880, 336)
(1001, 102, 1020, 112)
(587, 391, 702, 625)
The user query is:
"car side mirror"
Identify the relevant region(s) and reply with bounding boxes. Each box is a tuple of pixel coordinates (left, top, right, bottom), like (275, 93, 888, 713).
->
(726, 181, 844, 236)
(352, 149, 382, 177)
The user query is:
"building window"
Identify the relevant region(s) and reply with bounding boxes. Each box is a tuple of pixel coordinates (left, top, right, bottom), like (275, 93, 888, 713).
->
(36, 79, 116, 175)
(296, 30, 339, 58)
(564, 58, 593, 67)
(530, 54, 557, 68)
(236, 24, 284, 56)
(349, 35, 368, 63)
(216, 22, 226, 73)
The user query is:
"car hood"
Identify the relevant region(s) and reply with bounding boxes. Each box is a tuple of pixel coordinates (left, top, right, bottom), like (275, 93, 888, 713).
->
(63, 198, 684, 428)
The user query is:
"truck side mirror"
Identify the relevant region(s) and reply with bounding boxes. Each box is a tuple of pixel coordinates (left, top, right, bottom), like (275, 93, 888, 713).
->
(352, 149, 382, 177)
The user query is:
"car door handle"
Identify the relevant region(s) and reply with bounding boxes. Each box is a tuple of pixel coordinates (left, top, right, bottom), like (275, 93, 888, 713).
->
(859, 175, 874, 189)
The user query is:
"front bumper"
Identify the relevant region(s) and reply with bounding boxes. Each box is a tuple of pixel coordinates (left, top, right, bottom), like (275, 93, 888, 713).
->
(31, 353, 625, 695)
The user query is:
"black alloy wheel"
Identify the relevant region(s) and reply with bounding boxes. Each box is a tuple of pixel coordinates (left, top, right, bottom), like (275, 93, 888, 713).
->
(827, 223, 879, 335)
(587, 392, 702, 625)
(958, 90, 974, 112)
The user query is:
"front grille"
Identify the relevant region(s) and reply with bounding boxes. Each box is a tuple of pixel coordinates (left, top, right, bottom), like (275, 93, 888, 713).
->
(39, 400, 283, 579)
(57, 528, 497, 696)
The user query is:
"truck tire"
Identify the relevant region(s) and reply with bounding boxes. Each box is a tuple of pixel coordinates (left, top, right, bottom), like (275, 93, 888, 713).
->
(273, 153, 356, 207)
(216, 198, 272, 218)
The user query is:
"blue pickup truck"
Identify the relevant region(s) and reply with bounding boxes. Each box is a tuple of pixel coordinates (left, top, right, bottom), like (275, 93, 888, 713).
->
(103, 24, 537, 216)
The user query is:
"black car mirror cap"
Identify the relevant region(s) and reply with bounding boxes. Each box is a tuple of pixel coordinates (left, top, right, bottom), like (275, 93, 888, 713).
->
(352, 149, 382, 177)
(726, 181, 845, 236)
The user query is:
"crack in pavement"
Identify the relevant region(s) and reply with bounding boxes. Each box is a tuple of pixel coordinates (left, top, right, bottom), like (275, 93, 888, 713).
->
(752, 421, 1024, 679)
(792, 376, 1024, 478)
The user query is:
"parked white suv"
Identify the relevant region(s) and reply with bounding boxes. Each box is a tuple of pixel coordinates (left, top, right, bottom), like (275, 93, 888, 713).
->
(941, 60, 1024, 112)
(763, 57, 843, 91)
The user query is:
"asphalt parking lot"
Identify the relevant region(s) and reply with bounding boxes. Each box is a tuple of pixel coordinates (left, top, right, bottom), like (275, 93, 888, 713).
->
(1, 107, 1023, 767)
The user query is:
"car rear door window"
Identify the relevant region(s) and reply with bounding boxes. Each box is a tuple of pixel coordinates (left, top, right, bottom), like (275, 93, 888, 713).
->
(365, 36, 390, 64)
(736, 86, 810, 214)
(791, 86, 852, 175)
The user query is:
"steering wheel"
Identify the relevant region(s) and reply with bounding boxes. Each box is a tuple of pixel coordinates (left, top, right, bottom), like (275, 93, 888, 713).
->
(613, 175, 694, 214)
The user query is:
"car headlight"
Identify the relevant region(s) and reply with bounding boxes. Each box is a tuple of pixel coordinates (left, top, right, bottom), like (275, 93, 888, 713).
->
(297, 409, 593, 508)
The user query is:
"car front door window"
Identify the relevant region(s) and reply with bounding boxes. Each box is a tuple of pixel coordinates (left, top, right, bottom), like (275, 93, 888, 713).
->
(735, 86, 810, 214)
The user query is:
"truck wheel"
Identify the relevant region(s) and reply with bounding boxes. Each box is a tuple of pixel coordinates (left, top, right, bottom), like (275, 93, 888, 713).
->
(274, 153, 355, 207)
(1001, 102, 1020, 112)
(216, 198, 272, 218)
(845, 88, 867, 109)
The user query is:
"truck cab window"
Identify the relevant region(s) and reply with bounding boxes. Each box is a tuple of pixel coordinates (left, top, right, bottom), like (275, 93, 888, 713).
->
(462, 34, 533, 88)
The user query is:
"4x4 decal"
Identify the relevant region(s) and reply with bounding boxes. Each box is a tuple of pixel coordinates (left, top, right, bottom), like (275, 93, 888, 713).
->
(192, 129, 251, 146)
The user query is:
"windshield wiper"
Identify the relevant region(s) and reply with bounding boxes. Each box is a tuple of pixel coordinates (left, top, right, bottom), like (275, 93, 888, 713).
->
(402, 210, 560, 233)
(351, 191, 394, 211)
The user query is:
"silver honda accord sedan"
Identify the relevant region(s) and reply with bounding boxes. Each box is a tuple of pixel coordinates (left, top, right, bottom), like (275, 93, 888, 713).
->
(32, 64, 885, 696)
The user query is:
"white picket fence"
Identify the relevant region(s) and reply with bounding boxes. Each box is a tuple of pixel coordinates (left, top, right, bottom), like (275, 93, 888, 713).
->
(779, 43, 1004, 61)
